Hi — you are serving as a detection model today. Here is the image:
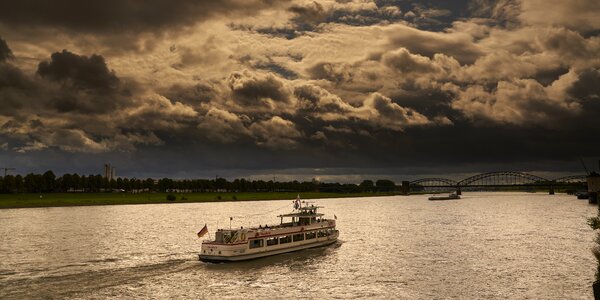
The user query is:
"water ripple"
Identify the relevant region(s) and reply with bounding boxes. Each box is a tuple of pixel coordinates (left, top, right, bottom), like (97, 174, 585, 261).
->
(0, 192, 596, 299)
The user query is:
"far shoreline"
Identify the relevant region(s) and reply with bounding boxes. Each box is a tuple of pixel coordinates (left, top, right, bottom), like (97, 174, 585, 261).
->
(0, 189, 569, 210)
(0, 191, 403, 209)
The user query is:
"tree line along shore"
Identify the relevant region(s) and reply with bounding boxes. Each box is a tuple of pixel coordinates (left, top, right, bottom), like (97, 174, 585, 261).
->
(0, 171, 397, 194)
(0, 171, 400, 209)
(0, 192, 401, 209)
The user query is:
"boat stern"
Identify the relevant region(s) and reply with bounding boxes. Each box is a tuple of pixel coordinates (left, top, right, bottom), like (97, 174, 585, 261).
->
(199, 241, 248, 262)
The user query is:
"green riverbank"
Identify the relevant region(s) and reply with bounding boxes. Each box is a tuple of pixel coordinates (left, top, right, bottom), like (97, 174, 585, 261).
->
(0, 191, 401, 209)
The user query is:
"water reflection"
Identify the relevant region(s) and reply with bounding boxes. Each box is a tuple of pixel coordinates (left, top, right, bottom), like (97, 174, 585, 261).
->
(0, 193, 596, 299)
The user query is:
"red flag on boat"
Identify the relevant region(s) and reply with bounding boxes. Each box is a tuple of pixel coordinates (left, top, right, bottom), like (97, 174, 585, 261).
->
(197, 224, 208, 238)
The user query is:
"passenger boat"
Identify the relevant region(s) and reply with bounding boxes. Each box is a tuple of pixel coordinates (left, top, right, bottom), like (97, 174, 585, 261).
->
(198, 199, 339, 262)
(428, 193, 460, 201)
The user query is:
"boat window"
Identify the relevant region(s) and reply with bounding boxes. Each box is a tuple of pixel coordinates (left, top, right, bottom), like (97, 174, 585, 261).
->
(266, 237, 278, 246)
(279, 235, 292, 244)
(215, 231, 224, 243)
(317, 230, 327, 238)
(305, 232, 316, 239)
(249, 239, 264, 249)
(293, 233, 304, 242)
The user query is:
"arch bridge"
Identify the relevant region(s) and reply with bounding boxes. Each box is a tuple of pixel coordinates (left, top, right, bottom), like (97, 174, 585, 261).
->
(409, 172, 587, 195)
(409, 178, 458, 192)
(553, 175, 588, 183)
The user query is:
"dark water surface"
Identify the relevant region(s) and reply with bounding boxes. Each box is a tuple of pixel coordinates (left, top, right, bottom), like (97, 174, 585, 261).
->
(0, 192, 596, 299)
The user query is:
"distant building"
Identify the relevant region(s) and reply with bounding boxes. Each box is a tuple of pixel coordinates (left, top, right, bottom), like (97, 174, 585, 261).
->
(104, 164, 116, 181)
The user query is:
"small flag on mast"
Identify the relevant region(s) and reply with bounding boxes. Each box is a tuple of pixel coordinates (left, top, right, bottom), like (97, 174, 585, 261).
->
(197, 224, 208, 238)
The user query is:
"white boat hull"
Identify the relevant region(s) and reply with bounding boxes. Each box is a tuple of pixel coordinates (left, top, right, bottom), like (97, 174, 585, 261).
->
(199, 232, 339, 262)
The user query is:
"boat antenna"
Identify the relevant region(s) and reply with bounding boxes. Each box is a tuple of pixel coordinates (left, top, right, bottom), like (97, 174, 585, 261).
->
(580, 156, 590, 175)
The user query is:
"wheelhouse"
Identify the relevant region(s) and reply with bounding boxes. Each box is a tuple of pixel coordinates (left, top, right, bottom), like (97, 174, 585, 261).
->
(277, 205, 325, 226)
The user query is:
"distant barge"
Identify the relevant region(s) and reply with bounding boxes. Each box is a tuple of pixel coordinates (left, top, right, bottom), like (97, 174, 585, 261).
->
(428, 193, 461, 201)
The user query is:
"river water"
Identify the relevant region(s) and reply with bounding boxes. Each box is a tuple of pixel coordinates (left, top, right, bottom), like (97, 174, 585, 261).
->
(0, 192, 597, 299)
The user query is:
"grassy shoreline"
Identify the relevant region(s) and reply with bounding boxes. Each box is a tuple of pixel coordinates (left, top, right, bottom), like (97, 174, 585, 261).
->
(0, 192, 402, 209)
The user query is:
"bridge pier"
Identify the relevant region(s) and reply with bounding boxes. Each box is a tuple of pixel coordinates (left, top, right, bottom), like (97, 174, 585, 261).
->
(549, 186, 554, 195)
(401, 181, 410, 195)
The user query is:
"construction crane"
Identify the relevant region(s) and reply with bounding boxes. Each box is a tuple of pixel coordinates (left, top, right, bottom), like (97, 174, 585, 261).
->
(2, 167, 15, 177)
(580, 157, 590, 175)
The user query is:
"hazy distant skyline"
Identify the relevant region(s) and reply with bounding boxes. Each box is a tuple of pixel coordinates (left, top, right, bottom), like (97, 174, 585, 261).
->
(0, 0, 599, 181)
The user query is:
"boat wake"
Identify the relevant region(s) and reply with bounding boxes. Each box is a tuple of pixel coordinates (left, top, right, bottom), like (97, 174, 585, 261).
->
(0, 258, 193, 299)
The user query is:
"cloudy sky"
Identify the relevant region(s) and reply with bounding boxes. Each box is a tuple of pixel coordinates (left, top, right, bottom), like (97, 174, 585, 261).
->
(0, 0, 599, 181)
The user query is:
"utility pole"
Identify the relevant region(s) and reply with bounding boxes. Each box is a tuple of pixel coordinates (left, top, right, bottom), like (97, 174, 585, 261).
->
(1, 168, 15, 177)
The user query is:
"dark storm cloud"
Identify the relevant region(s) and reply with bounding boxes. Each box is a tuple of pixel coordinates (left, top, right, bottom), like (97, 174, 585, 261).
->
(0, 57, 41, 115)
(0, 37, 12, 62)
(0, 42, 188, 154)
(253, 62, 299, 80)
(468, 0, 520, 24)
(381, 48, 439, 73)
(289, 1, 404, 27)
(288, 1, 328, 26)
(244, 0, 475, 39)
(160, 83, 217, 106)
(37, 50, 119, 91)
(538, 27, 597, 60)
(0, 0, 282, 34)
(2, 0, 600, 179)
(304, 47, 457, 118)
(0, 62, 35, 92)
(237, 54, 299, 79)
(532, 67, 569, 86)
(374, 0, 477, 30)
(126, 104, 598, 179)
(293, 83, 355, 117)
(235, 1, 404, 39)
(228, 70, 293, 109)
(307, 62, 353, 84)
(568, 69, 600, 100)
(386, 89, 456, 118)
(35, 50, 134, 114)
